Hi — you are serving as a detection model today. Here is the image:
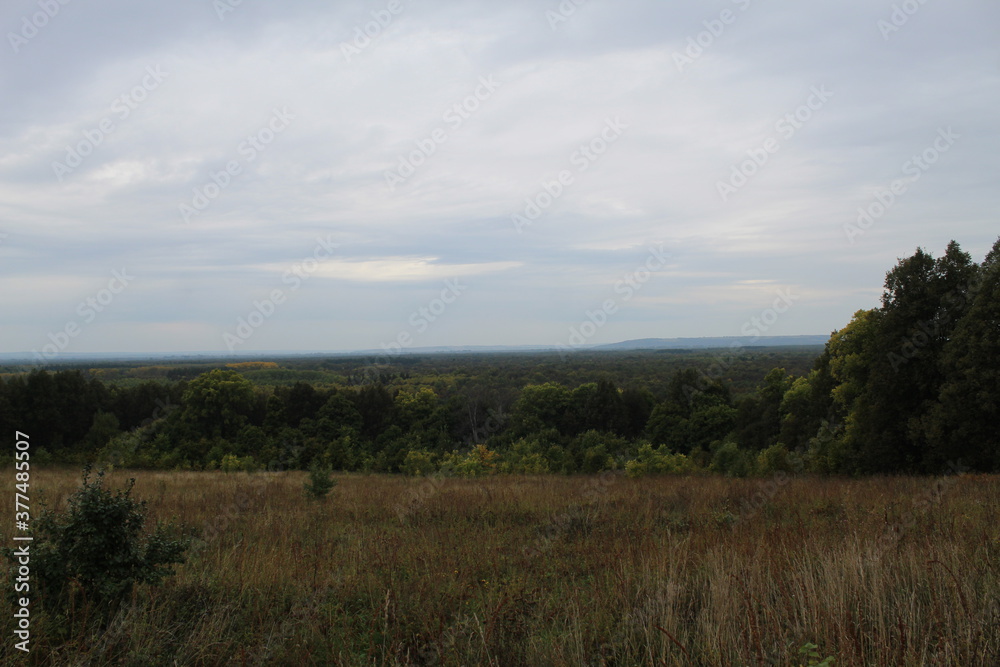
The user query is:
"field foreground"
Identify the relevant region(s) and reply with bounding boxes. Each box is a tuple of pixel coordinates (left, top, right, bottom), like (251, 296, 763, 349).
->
(2, 470, 999, 666)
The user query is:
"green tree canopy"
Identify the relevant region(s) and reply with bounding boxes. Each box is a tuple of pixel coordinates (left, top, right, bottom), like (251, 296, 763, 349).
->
(178, 369, 256, 440)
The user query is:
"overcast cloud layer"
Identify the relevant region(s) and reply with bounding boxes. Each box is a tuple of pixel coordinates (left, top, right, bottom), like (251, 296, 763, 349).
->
(1, 0, 998, 358)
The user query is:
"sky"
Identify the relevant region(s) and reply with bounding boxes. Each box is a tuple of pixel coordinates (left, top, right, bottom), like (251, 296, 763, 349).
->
(1, 0, 998, 358)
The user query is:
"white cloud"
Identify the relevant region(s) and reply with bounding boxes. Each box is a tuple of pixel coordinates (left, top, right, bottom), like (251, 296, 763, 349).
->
(0, 0, 997, 353)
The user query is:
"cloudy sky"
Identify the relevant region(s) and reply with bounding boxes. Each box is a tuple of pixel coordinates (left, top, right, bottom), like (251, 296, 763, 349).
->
(1, 0, 997, 357)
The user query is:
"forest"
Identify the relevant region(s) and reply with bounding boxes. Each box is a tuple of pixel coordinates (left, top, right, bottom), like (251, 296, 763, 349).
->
(1, 238, 997, 478)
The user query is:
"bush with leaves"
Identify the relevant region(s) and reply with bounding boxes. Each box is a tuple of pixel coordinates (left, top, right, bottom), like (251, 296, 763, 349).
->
(624, 443, 696, 477)
(3, 467, 189, 628)
(499, 437, 551, 474)
(442, 444, 501, 477)
(218, 453, 258, 472)
(400, 449, 438, 476)
(755, 443, 795, 475)
(304, 462, 336, 500)
(709, 440, 753, 477)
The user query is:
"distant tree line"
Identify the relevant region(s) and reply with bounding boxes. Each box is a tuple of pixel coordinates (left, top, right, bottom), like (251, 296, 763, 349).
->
(1, 238, 996, 476)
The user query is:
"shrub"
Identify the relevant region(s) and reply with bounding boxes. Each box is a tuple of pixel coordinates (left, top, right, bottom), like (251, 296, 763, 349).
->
(401, 449, 438, 476)
(709, 440, 752, 477)
(220, 453, 257, 473)
(756, 443, 793, 475)
(3, 467, 190, 621)
(581, 444, 613, 473)
(95, 430, 141, 468)
(304, 463, 336, 500)
(500, 438, 551, 474)
(798, 641, 836, 666)
(449, 444, 500, 477)
(624, 443, 695, 477)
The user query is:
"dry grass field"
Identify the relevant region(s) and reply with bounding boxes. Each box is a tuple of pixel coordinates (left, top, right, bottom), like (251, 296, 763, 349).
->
(2, 469, 999, 666)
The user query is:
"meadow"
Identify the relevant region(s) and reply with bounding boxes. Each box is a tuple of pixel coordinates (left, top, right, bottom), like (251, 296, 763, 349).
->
(2, 469, 999, 666)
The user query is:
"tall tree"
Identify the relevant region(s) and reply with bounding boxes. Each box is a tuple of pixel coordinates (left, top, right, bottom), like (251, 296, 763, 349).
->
(351, 384, 395, 441)
(836, 243, 976, 472)
(921, 237, 1000, 470)
(575, 379, 628, 436)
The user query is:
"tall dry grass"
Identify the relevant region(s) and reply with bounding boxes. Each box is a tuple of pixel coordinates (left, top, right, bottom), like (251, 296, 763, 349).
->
(1, 468, 998, 665)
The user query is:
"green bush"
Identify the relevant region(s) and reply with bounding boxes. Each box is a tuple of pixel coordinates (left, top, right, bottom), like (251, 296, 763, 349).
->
(3, 467, 190, 621)
(581, 444, 613, 473)
(95, 430, 142, 468)
(219, 453, 258, 472)
(443, 445, 500, 477)
(709, 440, 752, 477)
(400, 449, 438, 476)
(624, 443, 695, 477)
(304, 463, 336, 500)
(756, 443, 793, 475)
(499, 437, 551, 474)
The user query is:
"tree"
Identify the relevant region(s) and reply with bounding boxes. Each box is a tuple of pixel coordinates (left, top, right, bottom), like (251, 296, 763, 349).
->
(620, 386, 655, 439)
(646, 370, 736, 453)
(304, 461, 336, 500)
(352, 384, 395, 441)
(575, 379, 628, 435)
(280, 381, 325, 428)
(734, 368, 794, 451)
(921, 237, 1000, 470)
(82, 411, 121, 452)
(177, 369, 256, 441)
(509, 383, 574, 437)
(393, 387, 450, 450)
(823, 243, 977, 472)
(6, 371, 86, 451)
(109, 381, 180, 431)
(777, 361, 835, 453)
(818, 309, 880, 473)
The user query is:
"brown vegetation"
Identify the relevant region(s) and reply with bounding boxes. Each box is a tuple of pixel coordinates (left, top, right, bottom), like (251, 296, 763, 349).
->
(3, 469, 998, 665)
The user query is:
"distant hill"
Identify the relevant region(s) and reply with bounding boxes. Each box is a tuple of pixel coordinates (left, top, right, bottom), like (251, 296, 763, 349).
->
(590, 335, 828, 351)
(0, 336, 828, 363)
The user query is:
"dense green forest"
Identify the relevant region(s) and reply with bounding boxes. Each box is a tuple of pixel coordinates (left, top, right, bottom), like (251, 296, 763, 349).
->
(2, 238, 997, 476)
